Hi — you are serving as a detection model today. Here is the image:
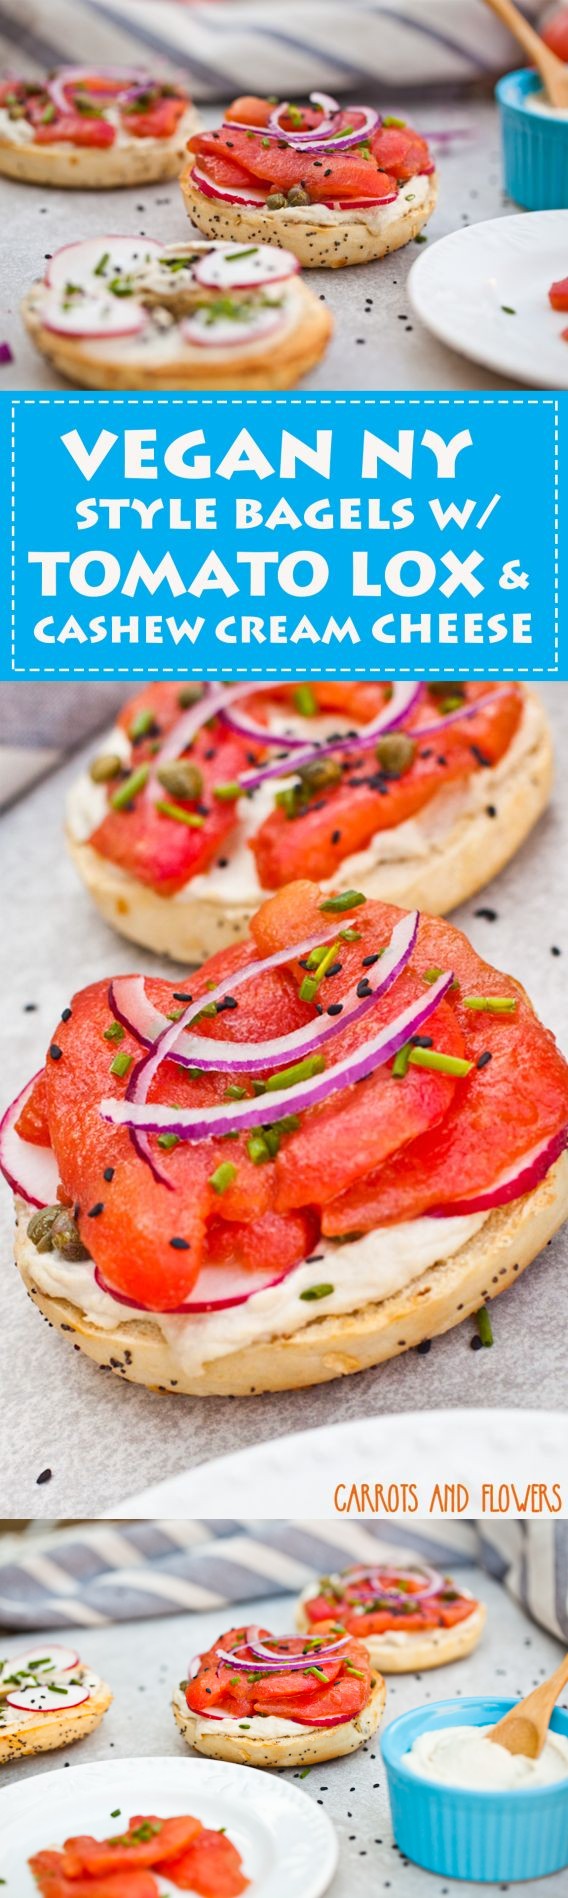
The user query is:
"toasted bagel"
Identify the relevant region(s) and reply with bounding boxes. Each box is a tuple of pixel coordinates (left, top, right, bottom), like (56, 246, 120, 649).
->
(171, 1668, 386, 1768)
(66, 689, 552, 964)
(0, 1676, 112, 1763)
(14, 1151, 568, 1395)
(180, 167, 438, 268)
(295, 1591, 486, 1673)
(0, 107, 198, 187)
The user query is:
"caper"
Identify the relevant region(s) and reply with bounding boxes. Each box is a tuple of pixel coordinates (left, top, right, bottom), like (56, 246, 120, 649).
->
(266, 192, 287, 210)
(89, 752, 123, 784)
(375, 733, 416, 779)
(299, 756, 343, 794)
(157, 760, 203, 801)
(50, 1211, 91, 1263)
(178, 683, 205, 708)
(27, 1205, 61, 1252)
(287, 185, 310, 206)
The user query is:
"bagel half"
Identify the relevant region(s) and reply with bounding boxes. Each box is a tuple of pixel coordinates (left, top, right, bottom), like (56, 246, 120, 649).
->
(295, 1590, 486, 1673)
(0, 1676, 112, 1764)
(0, 107, 198, 187)
(22, 276, 332, 392)
(171, 1670, 386, 1768)
(66, 688, 553, 964)
(14, 1151, 568, 1396)
(180, 167, 438, 268)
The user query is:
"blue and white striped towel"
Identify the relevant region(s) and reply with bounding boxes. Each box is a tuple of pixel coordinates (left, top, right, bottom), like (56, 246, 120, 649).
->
(0, 1, 545, 99)
(0, 1519, 567, 1643)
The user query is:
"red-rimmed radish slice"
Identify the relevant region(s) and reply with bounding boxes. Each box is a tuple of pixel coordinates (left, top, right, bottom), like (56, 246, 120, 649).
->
(102, 967, 456, 1143)
(429, 1127, 567, 1217)
(2, 1644, 80, 1676)
(46, 235, 161, 292)
(181, 305, 286, 350)
(193, 244, 299, 292)
(191, 163, 269, 207)
(0, 1075, 59, 1208)
(6, 1682, 90, 1713)
(94, 1255, 299, 1314)
(42, 289, 147, 341)
(110, 910, 418, 1078)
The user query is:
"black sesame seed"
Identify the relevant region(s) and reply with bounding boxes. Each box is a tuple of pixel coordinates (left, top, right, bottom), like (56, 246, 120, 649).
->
(217, 996, 237, 1011)
(88, 1202, 104, 1218)
(486, 804, 497, 818)
(327, 1002, 343, 1016)
(474, 907, 498, 922)
(173, 992, 192, 1003)
(103, 1167, 115, 1182)
(331, 830, 342, 845)
(61, 1007, 72, 1022)
(170, 1237, 190, 1250)
(551, 945, 562, 957)
(470, 1335, 483, 1351)
(36, 1468, 52, 1485)
(49, 1044, 62, 1061)
(23, 1003, 38, 1012)
(476, 1051, 492, 1070)
(362, 954, 380, 967)
(416, 1339, 431, 1355)
(356, 978, 372, 997)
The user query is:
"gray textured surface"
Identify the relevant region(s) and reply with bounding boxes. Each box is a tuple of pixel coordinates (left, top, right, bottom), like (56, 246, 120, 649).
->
(1, 1562, 567, 1896)
(0, 683, 566, 1516)
(0, 93, 522, 394)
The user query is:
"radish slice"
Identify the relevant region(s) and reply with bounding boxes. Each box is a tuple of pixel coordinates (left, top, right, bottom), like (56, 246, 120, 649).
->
(42, 288, 147, 341)
(94, 1255, 300, 1314)
(182, 305, 286, 350)
(101, 967, 456, 1143)
(46, 235, 161, 292)
(1, 1644, 79, 1677)
(191, 164, 269, 207)
(193, 244, 299, 292)
(0, 1075, 59, 1208)
(429, 1127, 567, 1217)
(6, 1682, 90, 1713)
(109, 909, 418, 1077)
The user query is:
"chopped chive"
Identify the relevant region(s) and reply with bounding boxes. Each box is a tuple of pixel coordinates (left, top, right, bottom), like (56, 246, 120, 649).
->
(110, 764, 149, 810)
(304, 1665, 327, 1682)
(300, 940, 341, 1002)
(476, 1304, 494, 1347)
(110, 1050, 133, 1078)
(463, 995, 517, 1014)
(392, 1043, 412, 1078)
(265, 1052, 325, 1092)
(103, 1021, 125, 1043)
(213, 780, 241, 801)
(423, 965, 459, 990)
(320, 890, 366, 913)
(156, 800, 205, 828)
(299, 1766, 311, 1778)
(210, 1161, 238, 1195)
(157, 1132, 180, 1150)
(226, 246, 259, 260)
(129, 707, 156, 741)
(246, 1132, 271, 1165)
(300, 1283, 334, 1302)
(225, 1083, 248, 1101)
(340, 927, 362, 943)
(408, 1047, 474, 1077)
(94, 251, 110, 277)
(294, 683, 318, 717)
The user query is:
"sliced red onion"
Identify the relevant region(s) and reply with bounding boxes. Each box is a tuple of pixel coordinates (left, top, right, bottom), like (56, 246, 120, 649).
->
(410, 691, 501, 741)
(248, 1629, 350, 1662)
(109, 912, 417, 1080)
(231, 681, 424, 792)
(266, 95, 379, 151)
(0, 1075, 59, 1208)
(94, 1252, 300, 1315)
(429, 1126, 567, 1218)
(145, 680, 280, 808)
(188, 1655, 202, 1681)
(101, 968, 455, 1143)
(46, 66, 153, 115)
(342, 1563, 445, 1600)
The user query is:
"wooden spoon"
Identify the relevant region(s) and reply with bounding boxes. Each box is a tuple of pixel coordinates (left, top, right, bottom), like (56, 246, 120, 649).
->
(483, 0, 568, 107)
(488, 1652, 568, 1759)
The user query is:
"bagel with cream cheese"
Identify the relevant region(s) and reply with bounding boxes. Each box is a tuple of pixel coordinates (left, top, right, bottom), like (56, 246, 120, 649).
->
(23, 233, 331, 391)
(172, 1624, 386, 1767)
(181, 92, 437, 268)
(0, 68, 198, 187)
(66, 681, 552, 963)
(296, 1566, 486, 1672)
(0, 1644, 112, 1763)
(3, 876, 567, 1399)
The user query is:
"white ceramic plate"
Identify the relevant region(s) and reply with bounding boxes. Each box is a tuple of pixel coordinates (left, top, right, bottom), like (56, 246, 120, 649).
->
(0, 1755, 338, 1897)
(409, 209, 568, 388)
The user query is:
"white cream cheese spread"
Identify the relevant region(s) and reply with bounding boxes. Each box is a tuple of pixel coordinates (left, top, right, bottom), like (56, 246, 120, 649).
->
(0, 1664, 99, 1731)
(173, 1683, 326, 1740)
(406, 1722, 568, 1790)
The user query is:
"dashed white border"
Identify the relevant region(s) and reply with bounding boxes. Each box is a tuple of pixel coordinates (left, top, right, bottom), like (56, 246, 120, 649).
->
(9, 393, 561, 679)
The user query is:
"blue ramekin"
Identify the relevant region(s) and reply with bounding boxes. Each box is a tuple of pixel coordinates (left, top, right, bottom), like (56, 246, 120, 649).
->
(381, 1696, 568, 1883)
(496, 67, 568, 209)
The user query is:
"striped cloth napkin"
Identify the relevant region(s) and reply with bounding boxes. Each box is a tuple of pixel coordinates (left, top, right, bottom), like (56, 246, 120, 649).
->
(0, 1519, 566, 1642)
(0, 683, 128, 811)
(0, 0, 545, 98)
